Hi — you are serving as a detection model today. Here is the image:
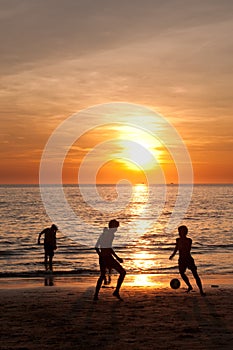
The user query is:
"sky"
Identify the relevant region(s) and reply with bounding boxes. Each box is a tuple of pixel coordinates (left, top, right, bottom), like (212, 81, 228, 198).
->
(0, 0, 233, 184)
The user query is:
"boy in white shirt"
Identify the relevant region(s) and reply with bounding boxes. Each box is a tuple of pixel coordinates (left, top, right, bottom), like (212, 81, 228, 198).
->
(94, 219, 126, 301)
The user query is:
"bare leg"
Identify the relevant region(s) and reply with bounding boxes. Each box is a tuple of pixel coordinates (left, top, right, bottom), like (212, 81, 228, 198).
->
(49, 256, 53, 271)
(107, 273, 111, 285)
(104, 269, 112, 285)
(179, 264, 193, 292)
(44, 253, 48, 271)
(180, 271, 193, 292)
(103, 268, 108, 285)
(94, 272, 106, 300)
(192, 269, 206, 296)
(115, 270, 126, 293)
(112, 264, 126, 300)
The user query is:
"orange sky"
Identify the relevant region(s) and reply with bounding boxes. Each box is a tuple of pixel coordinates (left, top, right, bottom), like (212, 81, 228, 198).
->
(0, 0, 233, 184)
(58, 115, 181, 185)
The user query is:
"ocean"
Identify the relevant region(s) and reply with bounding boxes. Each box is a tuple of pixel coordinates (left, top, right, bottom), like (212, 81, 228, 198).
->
(0, 184, 232, 278)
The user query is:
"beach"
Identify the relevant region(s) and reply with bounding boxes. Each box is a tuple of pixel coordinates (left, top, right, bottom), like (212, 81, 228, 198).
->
(0, 274, 232, 350)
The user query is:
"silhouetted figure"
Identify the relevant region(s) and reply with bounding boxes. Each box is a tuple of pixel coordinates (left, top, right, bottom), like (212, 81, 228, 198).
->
(38, 224, 58, 272)
(103, 268, 112, 285)
(169, 225, 206, 296)
(94, 219, 126, 301)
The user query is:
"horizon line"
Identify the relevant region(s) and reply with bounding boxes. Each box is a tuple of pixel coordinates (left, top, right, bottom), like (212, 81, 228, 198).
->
(0, 183, 232, 186)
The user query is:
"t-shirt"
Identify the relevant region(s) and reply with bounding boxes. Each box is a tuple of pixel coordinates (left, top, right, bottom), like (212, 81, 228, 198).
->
(95, 227, 116, 249)
(42, 228, 56, 248)
(176, 237, 192, 259)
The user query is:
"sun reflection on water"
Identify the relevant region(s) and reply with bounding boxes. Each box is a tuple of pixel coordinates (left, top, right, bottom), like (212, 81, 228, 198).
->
(133, 251, 155, 271)
(128, 183, 153, 235)
(132, 183, 148, 197)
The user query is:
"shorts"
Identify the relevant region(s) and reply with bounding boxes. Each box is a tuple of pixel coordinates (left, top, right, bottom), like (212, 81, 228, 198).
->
(44, 244, 54, 257)
(178, 256, 197, 274)
(99, 255, 124, 275)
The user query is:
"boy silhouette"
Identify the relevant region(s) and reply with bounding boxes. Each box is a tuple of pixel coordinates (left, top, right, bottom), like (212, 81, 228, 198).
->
(94, 219, 126, 301)
(38, 224, 58, 271)
(169, 225, 206, 296)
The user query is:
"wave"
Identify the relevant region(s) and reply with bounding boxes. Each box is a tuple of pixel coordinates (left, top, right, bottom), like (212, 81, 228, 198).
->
(0, 269, 98, 278)
(194, 243, 233, 250)
(0, 268, 175, 278)
(1, 268, 232, 279)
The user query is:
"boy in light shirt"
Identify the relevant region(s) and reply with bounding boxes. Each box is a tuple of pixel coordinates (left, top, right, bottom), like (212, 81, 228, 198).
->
(94, 219, 126, 301)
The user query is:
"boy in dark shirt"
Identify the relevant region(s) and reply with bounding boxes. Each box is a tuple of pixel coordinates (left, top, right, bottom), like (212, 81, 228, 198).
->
(38, 224, 58, 271)
(169, 225, 206, 296)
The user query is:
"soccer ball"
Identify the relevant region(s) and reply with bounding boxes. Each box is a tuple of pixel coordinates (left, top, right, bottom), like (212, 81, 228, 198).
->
(170, 278, 181, 289)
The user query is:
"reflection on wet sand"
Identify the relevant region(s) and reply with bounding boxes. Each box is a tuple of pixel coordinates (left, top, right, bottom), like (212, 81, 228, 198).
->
(44, 275, 54, 286)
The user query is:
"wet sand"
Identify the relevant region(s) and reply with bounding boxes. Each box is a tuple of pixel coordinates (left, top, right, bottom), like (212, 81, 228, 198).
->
(0, 274, 232, 350)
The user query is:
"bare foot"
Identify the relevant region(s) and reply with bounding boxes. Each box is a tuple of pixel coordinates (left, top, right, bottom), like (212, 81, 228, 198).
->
(113, 291, 123, 301)
(186, 286, 193, 293)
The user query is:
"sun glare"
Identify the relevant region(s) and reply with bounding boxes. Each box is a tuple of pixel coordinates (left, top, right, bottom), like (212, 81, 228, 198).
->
(115, 126, 163, 171)
(124, 274, 164, 288)
(132, 274, 155, 287)
(129, 183, 150, 219)
(133, 251, 155, 271)
(63, 121, 175, 184)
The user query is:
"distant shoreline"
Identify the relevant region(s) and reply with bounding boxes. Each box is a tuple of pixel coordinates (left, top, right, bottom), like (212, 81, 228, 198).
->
(1, 183, 233, 187)
(0, 273, 232, 290)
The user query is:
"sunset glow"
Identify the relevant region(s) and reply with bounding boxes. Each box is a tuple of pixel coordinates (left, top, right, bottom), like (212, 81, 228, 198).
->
(116, 125, 163, 171)
(0, 1, 232, 184)
(133, 252, 155, 271)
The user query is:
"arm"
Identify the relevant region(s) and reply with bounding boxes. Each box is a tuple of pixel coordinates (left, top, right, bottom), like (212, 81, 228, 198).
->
(95, 236, 101, 256)
(169, 240, 178, 260)
(37, 230, 44, 245)
(111, 249, 123, 263)
(95, 247, 101, 256)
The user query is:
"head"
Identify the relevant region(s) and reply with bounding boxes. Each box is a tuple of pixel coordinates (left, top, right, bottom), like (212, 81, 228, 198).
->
(108, 219, 120, 229)
(51, 224, 58, 232)
(178, 225, 188, 237)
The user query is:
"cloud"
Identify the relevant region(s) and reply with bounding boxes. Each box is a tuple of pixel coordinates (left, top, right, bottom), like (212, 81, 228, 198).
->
(1, 0, 233, 73)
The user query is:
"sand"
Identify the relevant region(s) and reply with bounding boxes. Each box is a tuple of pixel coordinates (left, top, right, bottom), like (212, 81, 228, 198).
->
(0, 274, 232, 350)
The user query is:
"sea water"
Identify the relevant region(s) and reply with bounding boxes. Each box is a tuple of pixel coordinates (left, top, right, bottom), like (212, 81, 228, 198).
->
(0, 184, 232, 277)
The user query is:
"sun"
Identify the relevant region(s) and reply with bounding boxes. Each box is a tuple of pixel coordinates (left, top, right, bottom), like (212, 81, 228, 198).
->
(118, 140, 155, 170)
(115, 126, 163, 171)
(63, 122, 174, 184)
